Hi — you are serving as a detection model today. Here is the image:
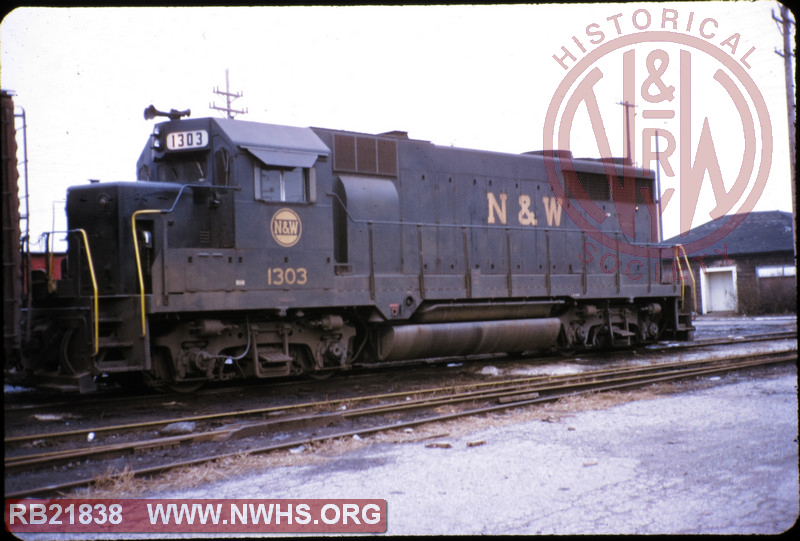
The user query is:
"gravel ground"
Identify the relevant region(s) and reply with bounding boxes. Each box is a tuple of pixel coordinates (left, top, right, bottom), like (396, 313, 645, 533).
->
(153, 368, 800, 535)
(16, 364, 797, 538)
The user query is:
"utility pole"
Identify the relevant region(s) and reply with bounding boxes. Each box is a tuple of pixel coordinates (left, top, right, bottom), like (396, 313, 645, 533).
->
(773, 5, 796, 256)
(656, 129, 663, 242)
(617, 100, 637, 164)
(210, 69, 248, 119)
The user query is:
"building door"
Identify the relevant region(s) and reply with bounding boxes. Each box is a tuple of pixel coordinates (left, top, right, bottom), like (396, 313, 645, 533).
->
(701, 267, 738, 313)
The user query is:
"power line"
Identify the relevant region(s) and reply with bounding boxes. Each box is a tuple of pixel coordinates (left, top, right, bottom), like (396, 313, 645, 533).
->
(209, 69, 248, 119)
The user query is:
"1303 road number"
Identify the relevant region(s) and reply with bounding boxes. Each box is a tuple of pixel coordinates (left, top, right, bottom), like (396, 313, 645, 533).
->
(267, 267, 308, 286)
(166, 130, 208, 150)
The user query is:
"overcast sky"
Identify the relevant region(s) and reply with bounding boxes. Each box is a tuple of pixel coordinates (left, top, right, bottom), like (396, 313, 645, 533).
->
(1, 3, 794, 251)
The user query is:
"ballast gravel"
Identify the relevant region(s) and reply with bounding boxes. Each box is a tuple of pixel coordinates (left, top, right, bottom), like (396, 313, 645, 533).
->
(23, 366, 794, 538)
(166, 370, 797, 535)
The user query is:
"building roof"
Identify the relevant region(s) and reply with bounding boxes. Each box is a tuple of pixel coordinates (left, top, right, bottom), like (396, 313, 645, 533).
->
(662, 210, 795, 258)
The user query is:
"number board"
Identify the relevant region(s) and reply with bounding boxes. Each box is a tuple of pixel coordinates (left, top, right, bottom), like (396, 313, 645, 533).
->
(166, 130, 208, 150)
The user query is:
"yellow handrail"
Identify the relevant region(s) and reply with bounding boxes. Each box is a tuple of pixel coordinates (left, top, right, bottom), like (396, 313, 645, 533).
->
(132, 209, 162, 337)
(673, 247, 682, 298)
(74, 229, 99, 356)
(673, 245, 697, 312)
(678, 244, 697, 311)
(129, 184, 239, 337)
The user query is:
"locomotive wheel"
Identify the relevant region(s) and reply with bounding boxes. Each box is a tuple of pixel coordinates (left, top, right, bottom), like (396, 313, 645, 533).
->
(167, 381, 205, 393)
(290, 344, 336, 380)
(143, 347, 205, 393)
(307, 370, 335, 381)
(59, 325, 93, 375)
(557, 346, 578, 358)
(555, 327, 577, 357)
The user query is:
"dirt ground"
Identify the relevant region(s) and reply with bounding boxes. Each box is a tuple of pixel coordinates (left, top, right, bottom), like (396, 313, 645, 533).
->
(24, 363, 793, 537)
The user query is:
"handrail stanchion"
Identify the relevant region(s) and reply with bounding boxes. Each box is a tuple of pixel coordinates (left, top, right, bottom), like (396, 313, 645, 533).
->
(73, 229, 99, 356)
(132, 209, 162, 338)
(677, 244, 697, 312)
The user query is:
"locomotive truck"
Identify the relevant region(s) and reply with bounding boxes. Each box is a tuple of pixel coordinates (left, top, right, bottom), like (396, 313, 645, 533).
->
(9, 106, 694, 392)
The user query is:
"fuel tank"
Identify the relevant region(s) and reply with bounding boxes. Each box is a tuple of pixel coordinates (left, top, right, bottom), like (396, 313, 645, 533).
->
(376, 317, 561, 362)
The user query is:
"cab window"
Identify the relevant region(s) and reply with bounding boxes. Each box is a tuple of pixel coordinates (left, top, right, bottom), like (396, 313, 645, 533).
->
(156, 152, 208, 183)
(255, 164, 308, 203)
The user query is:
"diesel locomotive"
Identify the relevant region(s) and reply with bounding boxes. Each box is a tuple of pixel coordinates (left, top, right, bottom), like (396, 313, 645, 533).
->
(9, 106, 694, 392)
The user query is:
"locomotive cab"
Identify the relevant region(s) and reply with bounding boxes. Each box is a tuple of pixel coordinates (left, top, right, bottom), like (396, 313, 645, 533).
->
(128, 114, 343, 388)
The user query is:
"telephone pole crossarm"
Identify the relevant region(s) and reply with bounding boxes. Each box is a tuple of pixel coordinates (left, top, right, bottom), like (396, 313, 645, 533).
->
(210, 69, 248, 119)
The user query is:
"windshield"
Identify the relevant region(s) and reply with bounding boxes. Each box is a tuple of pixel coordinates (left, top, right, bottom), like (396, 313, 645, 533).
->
(156, 152, 208, 183)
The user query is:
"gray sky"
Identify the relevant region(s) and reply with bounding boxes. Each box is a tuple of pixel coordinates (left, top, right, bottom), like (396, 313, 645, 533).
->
(1, 3, 794, 251)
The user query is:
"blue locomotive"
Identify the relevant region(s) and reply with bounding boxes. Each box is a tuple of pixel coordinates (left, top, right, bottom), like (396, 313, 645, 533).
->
(15, 106, 694, 392)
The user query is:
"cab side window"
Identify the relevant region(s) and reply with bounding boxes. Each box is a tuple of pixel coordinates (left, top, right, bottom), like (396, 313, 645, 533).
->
(254, 164, 311, 203)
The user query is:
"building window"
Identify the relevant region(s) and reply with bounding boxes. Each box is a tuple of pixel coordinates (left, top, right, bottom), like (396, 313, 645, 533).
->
(756, 265, 796, 278)
(255, 165, 308, 203)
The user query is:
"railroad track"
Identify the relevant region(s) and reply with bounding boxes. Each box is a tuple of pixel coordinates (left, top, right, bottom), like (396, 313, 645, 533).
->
(5, 329, 796, 417)
(5, 344, 795, 498)
(645, 330, 796, 350)
(7, 330, 797, 452)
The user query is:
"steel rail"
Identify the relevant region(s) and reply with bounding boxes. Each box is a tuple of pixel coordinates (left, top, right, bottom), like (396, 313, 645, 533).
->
(5, 337, 796, 446)
(5, 330, 794, 417)
(647, 330, 796, 350)
(6, 349, 794, 499)
(5, 377, 534, 445)
(337, 350, 796, 417)
(5, 349, 794, 475)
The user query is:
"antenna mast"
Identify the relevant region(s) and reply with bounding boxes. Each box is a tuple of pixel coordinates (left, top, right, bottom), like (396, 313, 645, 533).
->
(210, 69, 248, 119)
